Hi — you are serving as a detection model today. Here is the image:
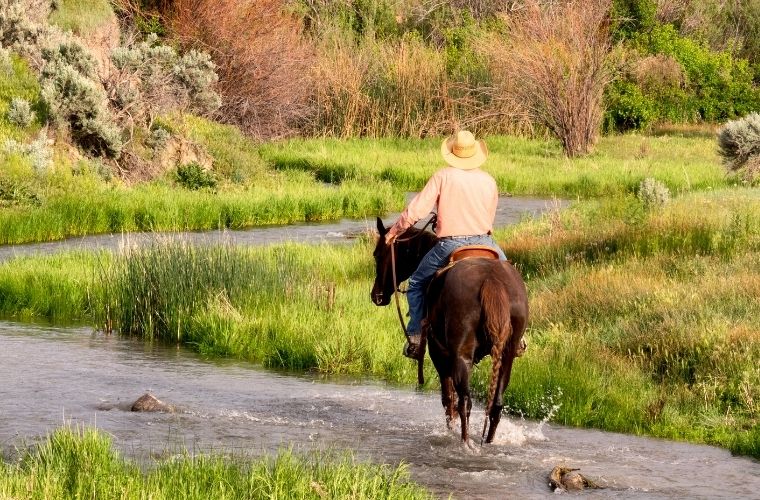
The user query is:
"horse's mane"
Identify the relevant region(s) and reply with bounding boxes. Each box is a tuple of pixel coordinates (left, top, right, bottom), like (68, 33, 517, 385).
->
(398, 225, 438, 256)
(400, 223, 437, 240)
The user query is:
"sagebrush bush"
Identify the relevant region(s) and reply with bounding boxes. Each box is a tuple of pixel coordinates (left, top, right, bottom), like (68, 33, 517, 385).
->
(40, 42, 122, 157)
(6, 96, 32, 126)
(175, 161, 217, 190)
(147, 125, 171, 150)
(717, 113, 760, 175)
(0, 0, 60, 66)
(0, 46, 11, 73)
(637, 177, 670, 208)
(40, 40, 96, 77)
(109, 34, 220, 128)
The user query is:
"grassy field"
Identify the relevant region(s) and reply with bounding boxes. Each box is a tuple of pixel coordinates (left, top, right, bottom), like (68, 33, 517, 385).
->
(3, 48, 759, 458)
(0, 427, 432, 499)
(259, 132, 729, 197)
(0, 126, 731, 244)
(1, 188, 757, 457)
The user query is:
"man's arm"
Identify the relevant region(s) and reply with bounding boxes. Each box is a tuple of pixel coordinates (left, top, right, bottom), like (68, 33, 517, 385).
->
(385, 171, 442, 243)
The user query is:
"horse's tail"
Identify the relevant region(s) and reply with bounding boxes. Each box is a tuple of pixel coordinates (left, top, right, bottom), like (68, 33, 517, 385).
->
(479, 276, 511, 445)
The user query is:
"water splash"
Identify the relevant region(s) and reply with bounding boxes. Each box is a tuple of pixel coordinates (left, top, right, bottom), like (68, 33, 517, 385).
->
(491, 388, 562, 446)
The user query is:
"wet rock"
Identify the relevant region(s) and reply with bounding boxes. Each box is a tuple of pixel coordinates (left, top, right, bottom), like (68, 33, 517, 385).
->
(130, 393, 175, 413)
(549, 466, 602, 491)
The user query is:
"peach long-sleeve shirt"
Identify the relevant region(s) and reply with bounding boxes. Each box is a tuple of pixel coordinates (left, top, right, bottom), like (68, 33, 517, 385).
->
(387, 166, 498, 239)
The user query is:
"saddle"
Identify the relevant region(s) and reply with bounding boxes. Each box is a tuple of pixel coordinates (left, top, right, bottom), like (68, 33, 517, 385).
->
(434, 245, 500, 278)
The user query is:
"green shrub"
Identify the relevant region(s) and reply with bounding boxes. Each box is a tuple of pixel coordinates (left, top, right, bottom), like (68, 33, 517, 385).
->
(175, 161, 217, 190)
(636, 25, 760, 122)
(604, 80, 656, 131)
(611, 0, 657, 39)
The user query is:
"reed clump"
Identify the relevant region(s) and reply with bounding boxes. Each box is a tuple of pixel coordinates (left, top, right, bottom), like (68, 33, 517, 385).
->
(310, 37, 452, 138)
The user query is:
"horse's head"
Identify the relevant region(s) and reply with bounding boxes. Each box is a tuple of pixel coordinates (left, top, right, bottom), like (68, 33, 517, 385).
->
(371, 217, 395, 306)
(371, 217, 436, 306)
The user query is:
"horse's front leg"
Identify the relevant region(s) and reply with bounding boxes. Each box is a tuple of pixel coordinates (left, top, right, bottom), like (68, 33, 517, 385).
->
(453, 356, 473, 443)
(441, 377, 458, 429)
(430, 348, 458, 429)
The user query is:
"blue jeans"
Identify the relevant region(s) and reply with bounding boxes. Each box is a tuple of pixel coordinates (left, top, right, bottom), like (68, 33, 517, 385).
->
(406, 235, 507, 336)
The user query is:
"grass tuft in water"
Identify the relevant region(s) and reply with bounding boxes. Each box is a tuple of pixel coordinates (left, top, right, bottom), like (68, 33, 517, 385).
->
(0, 426, 432, 499)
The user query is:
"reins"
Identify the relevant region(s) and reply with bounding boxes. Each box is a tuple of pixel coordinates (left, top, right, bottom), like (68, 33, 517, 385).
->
(389, 215, 436, 386)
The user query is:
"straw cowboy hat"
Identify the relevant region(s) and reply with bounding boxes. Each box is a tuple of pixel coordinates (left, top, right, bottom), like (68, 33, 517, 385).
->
(441, 130, 488, 170)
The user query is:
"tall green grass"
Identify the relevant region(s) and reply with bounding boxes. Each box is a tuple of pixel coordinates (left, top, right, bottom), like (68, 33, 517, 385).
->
(495, 189, 760, 277)
(48, 0, 115, 36)
(1, 189, 758, 456)
(0, 113, 733, 244)
(259, 134, 730, 197)
(0, 180, 401, 244)
(0, 114, 404, 244)
(0, 427, 432, 499)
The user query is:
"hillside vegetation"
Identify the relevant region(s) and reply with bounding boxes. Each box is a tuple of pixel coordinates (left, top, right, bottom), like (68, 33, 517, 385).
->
(1, 0, 759, 199)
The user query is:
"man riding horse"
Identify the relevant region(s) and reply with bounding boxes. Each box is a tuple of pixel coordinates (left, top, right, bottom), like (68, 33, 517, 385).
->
(372, 130, 529, 443)
(381, 130, 525, 359)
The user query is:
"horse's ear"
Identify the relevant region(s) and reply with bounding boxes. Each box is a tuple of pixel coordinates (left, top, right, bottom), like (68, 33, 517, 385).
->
(376, 216, 387, 236)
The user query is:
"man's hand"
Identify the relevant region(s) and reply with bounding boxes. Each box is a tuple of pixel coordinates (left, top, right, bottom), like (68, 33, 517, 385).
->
(384, 232, 396, 245)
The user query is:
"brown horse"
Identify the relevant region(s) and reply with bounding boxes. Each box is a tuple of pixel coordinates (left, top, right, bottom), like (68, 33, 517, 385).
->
(371, 217, 528, 443)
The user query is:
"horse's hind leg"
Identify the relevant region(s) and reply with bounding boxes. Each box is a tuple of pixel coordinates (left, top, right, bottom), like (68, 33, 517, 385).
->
(453, 356, 473, 443)
(485, 352, 516, 443)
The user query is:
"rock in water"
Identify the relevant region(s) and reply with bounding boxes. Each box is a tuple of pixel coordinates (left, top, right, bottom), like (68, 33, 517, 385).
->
(549, 466, 602, 491)
(131, 393, 174, 413)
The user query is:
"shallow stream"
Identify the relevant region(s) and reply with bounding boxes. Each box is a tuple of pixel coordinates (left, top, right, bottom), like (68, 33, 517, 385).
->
(0, 196, 558, 262)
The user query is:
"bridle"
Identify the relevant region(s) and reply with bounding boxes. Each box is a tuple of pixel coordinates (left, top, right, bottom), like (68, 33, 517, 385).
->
(388, 214, 436, 335)
(387, 215, 436, 385)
